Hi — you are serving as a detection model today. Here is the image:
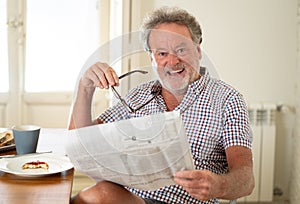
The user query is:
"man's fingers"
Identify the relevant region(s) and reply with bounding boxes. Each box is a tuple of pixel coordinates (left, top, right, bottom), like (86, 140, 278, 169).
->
(103, 68, 119, 87)
(91, 62, 119, 89)
(174, 170, 207, 180)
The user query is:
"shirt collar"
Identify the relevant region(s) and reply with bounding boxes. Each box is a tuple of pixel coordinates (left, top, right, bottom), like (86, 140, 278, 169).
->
(187, 67, 210, 96)
(149, 68, 211, 112)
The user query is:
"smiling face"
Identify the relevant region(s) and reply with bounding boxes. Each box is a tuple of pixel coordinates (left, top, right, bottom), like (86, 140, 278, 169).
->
(148, 23, 202, 95)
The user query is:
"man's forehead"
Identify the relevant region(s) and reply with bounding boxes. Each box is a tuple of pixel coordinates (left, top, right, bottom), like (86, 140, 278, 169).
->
(148, 29, 194, 47)
(149, 27, 191, 39)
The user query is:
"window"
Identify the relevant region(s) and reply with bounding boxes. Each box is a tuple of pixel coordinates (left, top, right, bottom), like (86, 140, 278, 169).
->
(3, 0, 124, 93)
(0, 0, 9, 92)
(25, 0, 99, 92)
(109, 0, 123, 75)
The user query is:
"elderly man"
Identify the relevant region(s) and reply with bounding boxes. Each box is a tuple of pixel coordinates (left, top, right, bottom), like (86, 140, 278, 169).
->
(69, 6, 254, 204)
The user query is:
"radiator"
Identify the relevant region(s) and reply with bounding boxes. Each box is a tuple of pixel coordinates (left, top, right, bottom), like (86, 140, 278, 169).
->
(238, 103, 276, 202)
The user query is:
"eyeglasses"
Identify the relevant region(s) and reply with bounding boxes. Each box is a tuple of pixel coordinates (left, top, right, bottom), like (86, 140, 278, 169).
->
(149, 46, 191, 60)
(147, 41, 197, 62)
(111, 70, 159, 113)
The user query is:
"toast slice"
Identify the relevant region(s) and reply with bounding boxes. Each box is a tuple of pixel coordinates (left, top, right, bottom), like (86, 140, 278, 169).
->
(0, 131, 14, 147)
(22, 160, 49, 170)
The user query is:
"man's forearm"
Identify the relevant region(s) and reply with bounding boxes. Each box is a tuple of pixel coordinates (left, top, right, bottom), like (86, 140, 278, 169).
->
(68, 84, 96, 129)
(219, 165, 254, 200)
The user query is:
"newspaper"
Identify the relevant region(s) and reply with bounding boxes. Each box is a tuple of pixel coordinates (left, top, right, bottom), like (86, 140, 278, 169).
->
(66, 111, 195, 191)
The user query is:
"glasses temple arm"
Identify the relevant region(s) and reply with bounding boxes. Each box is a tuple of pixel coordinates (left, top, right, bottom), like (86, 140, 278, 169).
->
(118, 70, 148, 79)
(111, 86, 134, 113)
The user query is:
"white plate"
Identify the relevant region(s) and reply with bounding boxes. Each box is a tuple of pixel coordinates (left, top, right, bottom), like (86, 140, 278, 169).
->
(0, 153, 73, 177)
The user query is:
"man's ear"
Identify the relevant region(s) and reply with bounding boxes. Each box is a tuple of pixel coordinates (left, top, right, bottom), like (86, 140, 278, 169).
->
(197, 45, 202, 60)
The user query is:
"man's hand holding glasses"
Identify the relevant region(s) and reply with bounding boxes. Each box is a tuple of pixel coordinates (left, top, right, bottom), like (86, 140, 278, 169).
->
(81, 62, 157, 113)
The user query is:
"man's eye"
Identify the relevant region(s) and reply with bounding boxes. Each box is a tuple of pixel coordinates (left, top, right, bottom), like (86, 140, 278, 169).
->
(157, 52, 168, 57)
(176, 48, 185, 55)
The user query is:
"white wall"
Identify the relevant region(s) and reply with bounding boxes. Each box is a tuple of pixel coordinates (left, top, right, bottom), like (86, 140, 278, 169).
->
(290, 1, 300, 203)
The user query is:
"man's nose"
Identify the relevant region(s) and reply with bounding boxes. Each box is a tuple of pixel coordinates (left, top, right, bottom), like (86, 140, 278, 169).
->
(166, 53, 180, 66)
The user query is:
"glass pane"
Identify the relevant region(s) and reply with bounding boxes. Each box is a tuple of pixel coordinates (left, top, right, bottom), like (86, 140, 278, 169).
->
(25, 0, 99, 92)
(0, 0, 9, 92)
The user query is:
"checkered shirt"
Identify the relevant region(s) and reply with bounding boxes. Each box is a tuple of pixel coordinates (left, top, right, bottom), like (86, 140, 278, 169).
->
(98, 71, 252, 204)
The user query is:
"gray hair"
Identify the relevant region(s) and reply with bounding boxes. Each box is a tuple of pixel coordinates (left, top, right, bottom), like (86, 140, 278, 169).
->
(140, 7, 202, 51)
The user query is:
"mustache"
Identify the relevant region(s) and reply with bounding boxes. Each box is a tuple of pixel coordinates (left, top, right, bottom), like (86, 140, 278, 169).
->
(167, 63, 186, 70)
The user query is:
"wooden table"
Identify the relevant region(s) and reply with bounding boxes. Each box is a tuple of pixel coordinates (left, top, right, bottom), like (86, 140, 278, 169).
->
(0, 142, 74, 204)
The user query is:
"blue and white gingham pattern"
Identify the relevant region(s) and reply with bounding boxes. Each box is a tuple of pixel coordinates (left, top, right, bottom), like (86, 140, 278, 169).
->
(98, 71, 252, 204)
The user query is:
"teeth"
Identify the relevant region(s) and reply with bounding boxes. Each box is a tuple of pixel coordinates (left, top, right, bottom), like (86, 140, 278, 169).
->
(169, 64, 186, 74)
(170, 68, 184, 74)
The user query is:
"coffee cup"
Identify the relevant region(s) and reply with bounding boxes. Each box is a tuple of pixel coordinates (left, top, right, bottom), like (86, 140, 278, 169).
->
(12, 125, 41, 155)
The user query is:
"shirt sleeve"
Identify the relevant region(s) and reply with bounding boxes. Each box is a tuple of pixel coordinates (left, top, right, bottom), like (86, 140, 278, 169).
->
(222, 92, 253, 149)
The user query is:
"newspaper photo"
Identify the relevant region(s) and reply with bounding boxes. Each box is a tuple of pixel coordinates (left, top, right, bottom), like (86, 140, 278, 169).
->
(66, 111, 195, 191)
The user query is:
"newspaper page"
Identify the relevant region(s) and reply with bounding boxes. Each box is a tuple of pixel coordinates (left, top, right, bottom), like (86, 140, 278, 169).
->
(66, 111, 195, 191)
